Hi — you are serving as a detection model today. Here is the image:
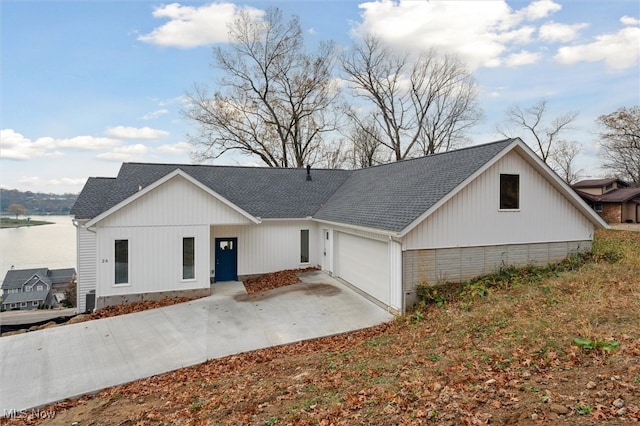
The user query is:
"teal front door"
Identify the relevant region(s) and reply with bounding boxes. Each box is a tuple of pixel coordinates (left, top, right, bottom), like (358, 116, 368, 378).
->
(214, 238, 238, 281)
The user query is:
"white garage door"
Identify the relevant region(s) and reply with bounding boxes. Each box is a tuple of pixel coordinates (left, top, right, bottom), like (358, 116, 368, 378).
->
(336, 232, 389, 305)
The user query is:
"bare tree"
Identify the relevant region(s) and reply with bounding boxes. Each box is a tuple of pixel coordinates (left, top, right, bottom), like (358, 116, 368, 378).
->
(345, 116, 385, 168)
(597, 106, 640, 185)
(315, 139, 350, 169)
(550, 140, 583, 184)
(498, 99, 578, 164)
(341, 36, 482, 162)
(7, 203, 26, 219)
(185, 8, 339, 168)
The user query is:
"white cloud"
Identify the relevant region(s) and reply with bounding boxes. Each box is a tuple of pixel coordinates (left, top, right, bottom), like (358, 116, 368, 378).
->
(0, 130, 120, 160)
(353, 0, 562, 70)
(17, 176, 87, 187)
(539, 21, 588, 43)
(621, 15, 640, 26)
(1, 129, 46, 160)
(38, 135, 122, 150)
(139, 109, 169, 120)
(156, 141, 192, 155)
(505, 50, 542, 66)
(138, 2, 264, 48)
(555, 26, 640, 70)
(106, 126, 169, 140)
(96, 144, 149, 161)
(519, 0, 561, 20)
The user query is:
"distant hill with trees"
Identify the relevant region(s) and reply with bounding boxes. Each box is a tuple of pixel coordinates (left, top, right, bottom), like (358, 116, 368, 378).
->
(0, 189, 78, 215)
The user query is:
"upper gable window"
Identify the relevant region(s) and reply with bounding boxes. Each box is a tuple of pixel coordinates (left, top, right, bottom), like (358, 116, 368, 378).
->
(499, 174, 520, 210)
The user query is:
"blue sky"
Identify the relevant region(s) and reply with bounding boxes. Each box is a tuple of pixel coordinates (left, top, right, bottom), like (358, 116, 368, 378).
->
(1, 0, 639, 193)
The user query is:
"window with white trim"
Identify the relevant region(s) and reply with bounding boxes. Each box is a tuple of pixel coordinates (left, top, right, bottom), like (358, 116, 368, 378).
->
(183, 237, 195, 280)
(300, 230, 310, 263)
(115, 239, 129, 285)
(499, 174, 520, 210)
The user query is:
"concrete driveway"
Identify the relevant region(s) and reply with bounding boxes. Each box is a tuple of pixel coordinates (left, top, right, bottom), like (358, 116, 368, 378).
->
(0, 271, 393, 413)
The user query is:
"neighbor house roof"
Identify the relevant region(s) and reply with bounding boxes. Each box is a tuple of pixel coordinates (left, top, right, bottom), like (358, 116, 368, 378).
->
(575, 188, 640, 203)
(72, 138, 607, 233)
(48, 268, 77, 285)
(572, 178, 629, 189)
(2, 290, 50, 305)
(1, 268, 77, 290)
(2, 268, 49, 290)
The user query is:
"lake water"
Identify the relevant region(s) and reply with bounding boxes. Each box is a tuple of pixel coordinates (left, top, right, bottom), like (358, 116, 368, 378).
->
(0, 215, 76, 276)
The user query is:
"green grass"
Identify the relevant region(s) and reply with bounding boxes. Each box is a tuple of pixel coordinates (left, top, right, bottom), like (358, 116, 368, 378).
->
(0, 217, 53, 228)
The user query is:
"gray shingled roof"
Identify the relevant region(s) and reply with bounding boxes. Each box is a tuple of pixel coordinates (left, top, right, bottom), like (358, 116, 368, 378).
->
(2, 290, 50, 305)
(70, 177, 117, 219)
(2, 268, 76, 290)
(72, 164, 353, 220)
(72, 139, 516, 232)
(315, 139, 514, 232)
(2, 268, 49, 290)
(48, 268, 77, 284)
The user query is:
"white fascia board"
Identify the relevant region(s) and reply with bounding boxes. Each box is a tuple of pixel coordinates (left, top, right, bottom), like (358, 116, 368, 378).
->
(85, 169, 260, 227)
(260, 217, 314, 222)
(312, 218, 399, 237)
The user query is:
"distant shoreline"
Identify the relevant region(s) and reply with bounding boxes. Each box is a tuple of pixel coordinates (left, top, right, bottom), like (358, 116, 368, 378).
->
(0, 218, 54, 229)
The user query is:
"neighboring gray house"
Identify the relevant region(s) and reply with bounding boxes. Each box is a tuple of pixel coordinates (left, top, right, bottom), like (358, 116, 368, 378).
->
(1, 267, 76, 311)
(71, 138, 607, 314)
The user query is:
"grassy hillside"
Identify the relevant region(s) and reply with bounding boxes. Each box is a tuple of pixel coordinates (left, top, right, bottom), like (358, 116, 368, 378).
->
(16, 230, 640, 425)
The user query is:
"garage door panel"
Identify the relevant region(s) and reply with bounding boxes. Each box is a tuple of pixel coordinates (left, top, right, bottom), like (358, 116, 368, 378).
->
(337, 233, 389, 305)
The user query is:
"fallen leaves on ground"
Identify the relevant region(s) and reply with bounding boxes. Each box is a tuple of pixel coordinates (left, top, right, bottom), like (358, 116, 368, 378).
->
(4, 231, 640, 425)
(243, 267, 318, 294)
(83, 297, 199, 321)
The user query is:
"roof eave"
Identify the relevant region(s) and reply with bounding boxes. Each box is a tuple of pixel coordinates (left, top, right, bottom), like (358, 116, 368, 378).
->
(312, 218, 400, 237)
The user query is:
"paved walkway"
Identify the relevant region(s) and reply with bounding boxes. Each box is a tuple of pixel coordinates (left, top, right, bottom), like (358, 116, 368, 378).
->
(0, 271, 393, 412)
(609, 223, 640, 231)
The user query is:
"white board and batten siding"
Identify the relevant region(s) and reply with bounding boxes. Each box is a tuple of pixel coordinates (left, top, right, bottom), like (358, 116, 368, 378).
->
(91, 175, 252, 298)
(403, 150, 596, 250)
(211, 220, 318, 277)
(75, 219, 96, 313)
(95, 224, 210, 297)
